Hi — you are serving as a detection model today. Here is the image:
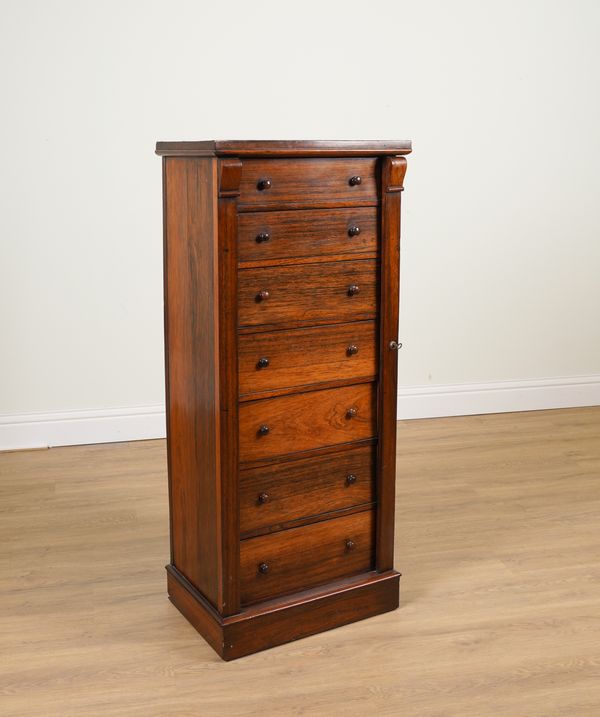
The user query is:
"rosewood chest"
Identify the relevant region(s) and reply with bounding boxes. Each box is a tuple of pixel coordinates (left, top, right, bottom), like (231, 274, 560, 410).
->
(156, 140, 411, 660)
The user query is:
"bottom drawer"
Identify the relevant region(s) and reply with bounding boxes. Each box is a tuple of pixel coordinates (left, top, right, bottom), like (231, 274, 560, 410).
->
(240, 510, 374, 605)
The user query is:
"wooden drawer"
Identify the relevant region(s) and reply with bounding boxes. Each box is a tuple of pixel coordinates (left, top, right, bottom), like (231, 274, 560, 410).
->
(238, 158, 378, 210)
(238, 321, 377, 398)
(238, 207, 378, 265)
(238, 259, 378, 329)
(240, 509, 374, 604)
(239, 383, 376, 463)
(240, 444, 376, 536)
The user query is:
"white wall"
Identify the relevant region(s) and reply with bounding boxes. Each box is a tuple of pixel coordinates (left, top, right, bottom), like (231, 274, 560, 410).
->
(1, 0, 600, 448)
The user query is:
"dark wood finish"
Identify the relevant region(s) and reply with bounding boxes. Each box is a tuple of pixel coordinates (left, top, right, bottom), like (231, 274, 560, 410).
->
(240, 503, 376, 540)
(239, 383, 376, 463)
(161, 159, 174, 564)
(238, 259, 378, 328)
(238, 207, 377, 263)
(216, 158, 242, 615)
(376, 156, 407, 572)
(239, 444, 376, 535)
(240, 510, 375, 604)
(156, 139, 412, 157)
(238, 321, 377, 397)
(166, 566, 227, 657)
(167, 565, 400, 660)
(160, 139, 409, 660)
(238, 437, 377, 473)
(238, 158, 378, 210)
(163, 157, 220, 606)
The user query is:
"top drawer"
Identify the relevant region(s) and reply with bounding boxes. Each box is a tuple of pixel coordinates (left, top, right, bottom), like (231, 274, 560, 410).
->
(238, 158, 379, 210)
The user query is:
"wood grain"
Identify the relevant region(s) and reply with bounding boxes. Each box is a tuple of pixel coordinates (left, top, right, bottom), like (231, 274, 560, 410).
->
(216, 158, 242, 615)
(2, 406, 600, 713)
(163, 157, 220, 606)
(238, 383, 377, 462)
(238, 320, 377, 397)
(225, 571, 398, 660)
(163, 143, 403, 644)
(168, 566, 399, 660)
(240, 510, 375, 605)
(237, 207, 378, 263)
(238, 259, 378, 329)
(376, 156, 406, 572)
(239, 444, 376, 535)
(238, 158, 378, 210)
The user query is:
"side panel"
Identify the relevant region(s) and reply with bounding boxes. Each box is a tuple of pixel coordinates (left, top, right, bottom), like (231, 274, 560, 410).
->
(376, 156, 407, 572)
(164, 157, 220, 606)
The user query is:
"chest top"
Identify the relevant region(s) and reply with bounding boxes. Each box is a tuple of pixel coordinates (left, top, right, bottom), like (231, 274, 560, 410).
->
(156, 139, 412, 157)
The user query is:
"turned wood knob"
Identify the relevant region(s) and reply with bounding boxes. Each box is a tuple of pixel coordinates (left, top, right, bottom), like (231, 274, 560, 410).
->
(346, 407, 358, 419)
(256, 232, 270, 243)
(258, 425, 270, 436)
(345, 539, 356, 551)
(257, 179, 272, 191)
(258, 562, 270, 573)
(257, 357, 270, 369)
(345, 474, 357, 486)
(346, 345, 359, 356)
(347, 285, 360, 296)
(257, 492, 270, 504)
(348, 176, 362, 186)
(256, 290, 270, 302)
(348, 225, 361, 237)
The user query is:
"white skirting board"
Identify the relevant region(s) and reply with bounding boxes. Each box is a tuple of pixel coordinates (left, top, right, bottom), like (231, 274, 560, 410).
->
(1, 375, 599, 450)
(0, 405, 166, 452)
(397, 375, 600, 420)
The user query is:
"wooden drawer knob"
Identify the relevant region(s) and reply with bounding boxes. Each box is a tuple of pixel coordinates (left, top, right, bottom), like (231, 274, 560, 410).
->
(257, 492, 270, 504)
(348, 225, 361, 237)
(257, 357, 270, 369)
(258, 425, 270, 436)
(256, 290, 270, 302)
(348, 176, 362, 186)
(256, 232, 270, 243)
(346, 407, 358, 419)
(347, 285, 360, 297)
(346, 345, 359, 356)
(257, 179, 272, 191)
(345, 474, 357, 486)
(345, 539, 356, 551)
(258, 562, 270, 574)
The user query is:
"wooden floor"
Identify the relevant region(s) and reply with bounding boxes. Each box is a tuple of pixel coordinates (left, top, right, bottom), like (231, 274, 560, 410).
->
(2, 407, 600, 716)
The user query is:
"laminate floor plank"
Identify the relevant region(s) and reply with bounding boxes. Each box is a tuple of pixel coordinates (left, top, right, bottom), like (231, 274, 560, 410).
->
(1, 407, 600, 716)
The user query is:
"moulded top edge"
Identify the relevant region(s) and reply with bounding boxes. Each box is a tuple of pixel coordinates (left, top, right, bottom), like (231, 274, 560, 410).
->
(155, 140, 412, 157)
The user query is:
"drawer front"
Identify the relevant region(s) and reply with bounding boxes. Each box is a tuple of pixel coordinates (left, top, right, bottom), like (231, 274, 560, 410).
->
(238, 321, 377, 397)
(238, 259, 378, 329)
(240, 444, 376, 535)
(238, 207, 378, 264)
(238, 158, 378, 209)
(240, 509, 374, 604)
(239, 383, 376, 463)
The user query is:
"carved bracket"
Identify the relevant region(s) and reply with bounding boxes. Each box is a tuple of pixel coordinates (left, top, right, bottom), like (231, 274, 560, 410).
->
(382, 156, 407, 193)
(219, 158, 242, 198)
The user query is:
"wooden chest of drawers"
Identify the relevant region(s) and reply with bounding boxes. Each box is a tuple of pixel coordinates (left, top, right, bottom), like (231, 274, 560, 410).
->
(156, 140, 411, 660)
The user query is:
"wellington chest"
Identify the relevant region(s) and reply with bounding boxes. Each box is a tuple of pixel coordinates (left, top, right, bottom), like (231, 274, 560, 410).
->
(156, 140, 411, 660)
